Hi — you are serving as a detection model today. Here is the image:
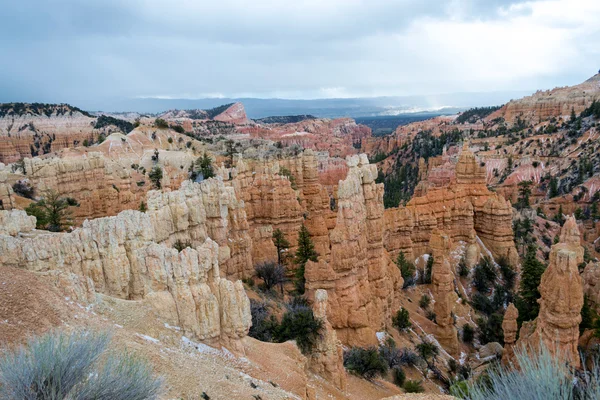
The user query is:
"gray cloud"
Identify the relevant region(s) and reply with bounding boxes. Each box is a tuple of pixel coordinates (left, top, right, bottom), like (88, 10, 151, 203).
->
(0, 0, 597, 109)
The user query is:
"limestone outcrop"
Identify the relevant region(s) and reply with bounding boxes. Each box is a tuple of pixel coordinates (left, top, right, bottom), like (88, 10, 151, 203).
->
(309, 289, 347, 390)
(501, 303, 519, 366)
(305, 154, 403, 346)
(515, 216, 584, 368)
(0, 205, 251, 346)
(430, 230, 459, 357)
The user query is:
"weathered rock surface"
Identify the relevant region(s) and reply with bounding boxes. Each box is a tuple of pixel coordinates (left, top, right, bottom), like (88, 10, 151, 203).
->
(515, 216, 584, 368)
(242, 118, 371, 158)
(309, 289, 347, 390)
(430, 229, 459, 357)
(305, 154, 403, 347)
(0, 204, 251, 346)
(501, 303, 519, 366)
(488, 73, 600, 125)
(583, 261, 600, 311)
(0, 209, 36, 236)
(384, 145, 518, 268)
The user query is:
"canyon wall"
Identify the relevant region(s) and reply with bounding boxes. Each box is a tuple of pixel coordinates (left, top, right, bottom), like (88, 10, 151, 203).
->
(384, 145, 518, 268)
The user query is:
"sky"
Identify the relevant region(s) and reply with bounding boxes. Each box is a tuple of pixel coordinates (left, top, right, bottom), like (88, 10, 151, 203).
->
(1, 0, 599, 109)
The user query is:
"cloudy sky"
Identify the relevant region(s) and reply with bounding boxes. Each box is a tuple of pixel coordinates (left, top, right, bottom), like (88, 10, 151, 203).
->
(1, 0, 599, 108)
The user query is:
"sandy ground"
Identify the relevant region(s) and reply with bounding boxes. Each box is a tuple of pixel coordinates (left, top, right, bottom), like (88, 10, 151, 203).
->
(0, 265, 455, 399)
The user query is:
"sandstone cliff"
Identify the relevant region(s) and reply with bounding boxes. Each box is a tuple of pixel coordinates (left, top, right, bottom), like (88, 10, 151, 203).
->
(305, 154, 403, 346)
(384, 144, 518, 268)
(0, 207, 251, 347)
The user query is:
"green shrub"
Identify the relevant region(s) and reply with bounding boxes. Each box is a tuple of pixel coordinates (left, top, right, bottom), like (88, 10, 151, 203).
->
(416, 340, 439, 364)
(154, 118, 169, 129)
(12, 180, 35, 199)
(0, 330, 162, 400)
(462, 324, 475, 343)
(276, 304, 323, 354)
(173, 239, 192, 252)
(392, 308, 411, 332)
(343, 347, 388, 379)
(464, 344, 600, 400)
(392, 366, 406, 387)
(403, 379, 424, 393)
(419, 294, 431, 309)
(148, 166, 163, 189)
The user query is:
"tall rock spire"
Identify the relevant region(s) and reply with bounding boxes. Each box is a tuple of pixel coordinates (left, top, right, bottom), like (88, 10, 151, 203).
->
(516, 216, 584, 367)
(430, 229, 459, 357)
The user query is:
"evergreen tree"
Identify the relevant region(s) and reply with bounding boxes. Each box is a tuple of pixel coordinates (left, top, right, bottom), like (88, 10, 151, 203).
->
(515, 245, 546, 325)
(224, 139, 237, 168)
(24, 190, 79, 232)
(570, 107, 577, 124)
(517, 180, 533, 210)
(148, 166, 163, 189)
(194, 152, 214, 180)
(554, 205, 565, 225)
(591, 202, 599, 220)
(396, 251, 416, 288)
(580, 295, 597, 335)
(423, 255, 433, 284)
(294, 224, 318, 294)
(272, 228, 290, 265)
(548, 176, 559, 198)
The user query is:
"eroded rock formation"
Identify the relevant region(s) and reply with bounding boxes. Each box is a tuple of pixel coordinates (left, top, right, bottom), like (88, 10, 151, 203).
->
(501, 303, 519, 366)
(309, 289, 347, 390)
(384, 145, 518, 268)
(516, 216, 584, 368)
(0, 206, 251, 348)
(430, 229, 459, 357)
(305, 154, 403, 347)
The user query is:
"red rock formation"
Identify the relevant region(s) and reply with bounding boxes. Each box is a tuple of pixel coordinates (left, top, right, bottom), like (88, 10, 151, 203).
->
(501, 303, 519, 366)
(0, 103, 122, 163)
(516, 216, 584, 368)
(309, 289, 347, 390)
(213, 102, 250, 125)
(388, 145, 519, 268)
(305, 154, 403, 347)
(241, 118, 371, 158)
(488, 74, 600, 125)
(430, 229, 459, 357)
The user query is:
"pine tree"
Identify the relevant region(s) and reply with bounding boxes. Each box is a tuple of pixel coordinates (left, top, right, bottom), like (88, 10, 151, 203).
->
(294, 224, 318, 294)
(570, 107, 577, 124)
(195, 152, 214, 180)
(24, 190, 79, 232)
(272, 228, 290, 265)
(515, 245, 546, 325)
(148, 166, 163, 189)
(396, 251, 416, 288)
(548, 176, 559, 198)
(517, 180, 533, 210)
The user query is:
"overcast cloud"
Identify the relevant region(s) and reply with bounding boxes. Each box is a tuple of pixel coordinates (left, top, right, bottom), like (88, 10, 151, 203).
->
(1, 0, 599, 108)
